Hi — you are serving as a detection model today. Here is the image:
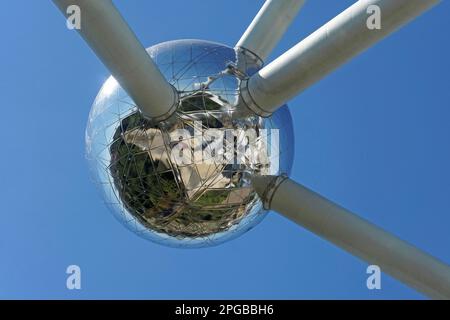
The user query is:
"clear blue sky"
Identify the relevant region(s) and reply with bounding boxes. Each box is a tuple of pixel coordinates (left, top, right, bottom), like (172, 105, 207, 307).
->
(1, 0, 449, 299)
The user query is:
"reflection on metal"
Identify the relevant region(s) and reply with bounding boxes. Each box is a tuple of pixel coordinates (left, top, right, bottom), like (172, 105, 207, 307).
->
(86, 40, 294, 247)
(234, 46, 264, 78)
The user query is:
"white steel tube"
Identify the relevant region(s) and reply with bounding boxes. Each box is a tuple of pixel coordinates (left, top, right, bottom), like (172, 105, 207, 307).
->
(252, 175, 450, 299)
(236, 0, 306, 62)
(53, 0, 178, 121)
(241, 0, 440, 116)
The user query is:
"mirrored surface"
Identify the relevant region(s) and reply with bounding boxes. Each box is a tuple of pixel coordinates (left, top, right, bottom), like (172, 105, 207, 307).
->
(86, 40, 294, 247)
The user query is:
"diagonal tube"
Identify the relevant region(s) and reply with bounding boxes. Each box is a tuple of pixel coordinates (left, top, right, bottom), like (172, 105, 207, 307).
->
(241, 0, 440, 117)
(53, 0, 178, 121)
(236, 0, 306, 63)
(252, 175, 450, 299)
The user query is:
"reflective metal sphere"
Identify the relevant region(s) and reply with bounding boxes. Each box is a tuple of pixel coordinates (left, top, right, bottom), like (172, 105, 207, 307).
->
(86, 40, 294, 247)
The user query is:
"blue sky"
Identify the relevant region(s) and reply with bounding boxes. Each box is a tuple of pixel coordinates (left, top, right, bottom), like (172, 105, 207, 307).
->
(0, 0, 449, 299)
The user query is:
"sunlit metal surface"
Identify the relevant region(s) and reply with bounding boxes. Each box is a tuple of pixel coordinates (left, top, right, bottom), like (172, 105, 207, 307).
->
(86, 40, 294, 247)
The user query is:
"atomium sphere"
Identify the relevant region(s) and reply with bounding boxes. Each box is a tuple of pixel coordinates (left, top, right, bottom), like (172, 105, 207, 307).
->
(86, 39, 294, 248)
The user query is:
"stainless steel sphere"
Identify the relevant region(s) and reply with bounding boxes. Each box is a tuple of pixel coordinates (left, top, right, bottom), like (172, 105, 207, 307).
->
(86, 40, 294, 247)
